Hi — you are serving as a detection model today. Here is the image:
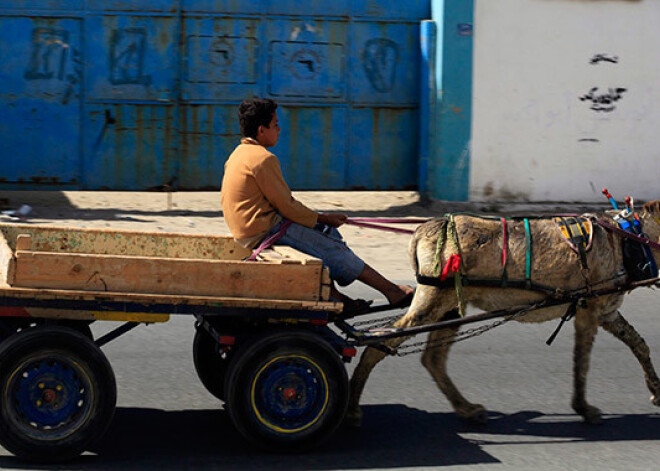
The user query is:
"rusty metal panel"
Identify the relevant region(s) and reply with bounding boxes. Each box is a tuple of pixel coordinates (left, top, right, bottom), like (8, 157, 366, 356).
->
(182, 17, 260, 101)
(275, 106, 347, 189)
(0, 0, 82, 9)
(354, 0, 429, 20)
(179, 105, 239, 189)
(347, 108, 419, 189)
(85, 15, 178, 102)
(0, 16, 82, 186)
(87, 0, 177, 12)
(0, 1, 431, 191)
(266, 19, 347, 101)
(182, 0, 262, 14)
(83, 104, 177, 189)
(350, 21, 421, 104)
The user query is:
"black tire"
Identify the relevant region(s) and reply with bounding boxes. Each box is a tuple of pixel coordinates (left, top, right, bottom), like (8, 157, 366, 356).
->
(0, 318, 92, 342)
(224, 330, 348, 452)
(0, 326, 116, 462)
(193, 326, 232, 401)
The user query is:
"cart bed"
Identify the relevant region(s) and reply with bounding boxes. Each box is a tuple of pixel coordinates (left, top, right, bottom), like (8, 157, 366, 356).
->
(0, 223, 341, 322)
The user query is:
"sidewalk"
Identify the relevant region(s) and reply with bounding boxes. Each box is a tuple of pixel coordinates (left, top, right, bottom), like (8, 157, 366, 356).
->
(0, 190, 613, 280)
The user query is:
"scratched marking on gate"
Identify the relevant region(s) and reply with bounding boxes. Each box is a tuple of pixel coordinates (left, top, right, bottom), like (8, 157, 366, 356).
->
(362, 38, 398, 92)
(24, 28, 70, 81)
(109, 28, 152, 86)
(290, 49, 321, 80)
(209, 37, 234, 67)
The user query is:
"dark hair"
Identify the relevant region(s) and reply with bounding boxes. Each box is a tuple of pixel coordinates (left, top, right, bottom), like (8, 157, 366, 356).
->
(238, 98, 278, 138)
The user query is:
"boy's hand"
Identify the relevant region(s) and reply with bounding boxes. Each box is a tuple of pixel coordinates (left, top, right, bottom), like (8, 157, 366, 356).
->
(317, 212, 348, 227)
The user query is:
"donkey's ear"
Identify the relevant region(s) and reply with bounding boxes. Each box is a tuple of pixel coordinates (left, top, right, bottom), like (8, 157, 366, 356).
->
(643, 200, 660, 213)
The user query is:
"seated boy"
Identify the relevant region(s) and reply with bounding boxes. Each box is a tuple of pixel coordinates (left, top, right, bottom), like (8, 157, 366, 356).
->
(221, 97, 414, 311)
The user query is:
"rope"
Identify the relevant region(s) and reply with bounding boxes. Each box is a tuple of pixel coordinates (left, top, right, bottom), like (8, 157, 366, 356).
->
(446, 215, 466, 317)
(345, 217, 429, 235)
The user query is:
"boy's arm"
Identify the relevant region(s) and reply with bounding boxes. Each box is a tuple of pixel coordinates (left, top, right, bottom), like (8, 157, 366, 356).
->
(254, 155, 318, 228)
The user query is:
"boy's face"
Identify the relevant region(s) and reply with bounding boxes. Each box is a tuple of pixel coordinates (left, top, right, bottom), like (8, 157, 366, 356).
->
(257, 112, 280, 148)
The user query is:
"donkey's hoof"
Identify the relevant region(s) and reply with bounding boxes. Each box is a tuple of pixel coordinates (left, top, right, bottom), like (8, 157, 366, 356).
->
(459, 404, 488, 424)
(650, 394, 660, 406)
(344, 409, 363, 428)
(578, 405, 603, 425)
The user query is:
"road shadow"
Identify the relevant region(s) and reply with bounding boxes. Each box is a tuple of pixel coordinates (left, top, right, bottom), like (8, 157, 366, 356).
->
(0, 405, 658, 470)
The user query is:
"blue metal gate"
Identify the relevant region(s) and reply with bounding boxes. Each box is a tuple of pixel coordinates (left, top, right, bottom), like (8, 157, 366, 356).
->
(0, 1, 430, 190)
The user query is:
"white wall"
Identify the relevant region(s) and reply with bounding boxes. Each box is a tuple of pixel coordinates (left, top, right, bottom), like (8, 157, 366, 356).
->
(471, 0, 660, 203)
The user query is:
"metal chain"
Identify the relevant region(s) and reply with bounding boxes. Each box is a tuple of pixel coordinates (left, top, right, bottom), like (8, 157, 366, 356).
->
(393, 306, 535, 356)
(353, 314, 404, 329)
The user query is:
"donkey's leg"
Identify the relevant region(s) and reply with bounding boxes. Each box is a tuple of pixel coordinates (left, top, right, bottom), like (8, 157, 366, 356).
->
(572, 308, 602, 424)
(421, 318, 488, 424)
(347, 285, 452, 427)
(600, 310, 660, 406)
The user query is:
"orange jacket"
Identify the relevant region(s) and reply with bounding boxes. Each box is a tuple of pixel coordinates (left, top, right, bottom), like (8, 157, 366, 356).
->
(221, 139, 318, 248)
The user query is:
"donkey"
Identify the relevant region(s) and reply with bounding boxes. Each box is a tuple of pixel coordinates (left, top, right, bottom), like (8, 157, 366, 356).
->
(347, 201, 660, 426)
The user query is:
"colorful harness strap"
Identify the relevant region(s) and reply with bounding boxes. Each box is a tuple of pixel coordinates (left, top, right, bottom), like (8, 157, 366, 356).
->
(501, 218, 509, 286)
(554, 216, 592, 271)
(524, 218, 532, 289)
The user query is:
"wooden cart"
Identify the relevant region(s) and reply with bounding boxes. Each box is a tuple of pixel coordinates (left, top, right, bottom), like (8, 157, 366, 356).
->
(0, 223, 356, 462)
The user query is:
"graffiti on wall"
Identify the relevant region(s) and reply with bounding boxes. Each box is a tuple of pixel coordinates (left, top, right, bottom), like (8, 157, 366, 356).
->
(290, 49, 321, 80)
(109, 28, 152, 86)
(579, 87, 627, 113)
(589, 53, 618, 65)
(362, 38, 398, 92)
(579, 53, 626, 113)
(25, 28, 70, 81)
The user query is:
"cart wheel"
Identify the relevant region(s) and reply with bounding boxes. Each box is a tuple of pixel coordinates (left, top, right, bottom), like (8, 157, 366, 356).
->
(224, 331, 348, 452)
(0, 326, 116, 462)
(193, 326, 232, 401)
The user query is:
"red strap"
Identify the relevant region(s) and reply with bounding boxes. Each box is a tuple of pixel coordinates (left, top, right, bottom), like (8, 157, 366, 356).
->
(440, 254, 461, 281)
(501, 218, 508, 268)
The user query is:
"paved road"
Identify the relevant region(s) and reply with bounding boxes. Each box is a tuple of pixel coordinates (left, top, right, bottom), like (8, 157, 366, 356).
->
(1, 283, 658, 470)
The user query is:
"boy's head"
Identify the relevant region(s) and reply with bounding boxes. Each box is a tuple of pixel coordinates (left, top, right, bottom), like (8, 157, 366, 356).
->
(238, 98, 278, 139)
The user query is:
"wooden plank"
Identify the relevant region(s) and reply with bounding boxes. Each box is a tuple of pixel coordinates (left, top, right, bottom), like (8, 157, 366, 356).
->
(0, 286, 343, 312)
(14, 251, 324, 301)
(16, 234, 31, 251)
(0, 223, 251, 260)
(271, 246, 322, 265)
(257, 249, 302, 264)
(0, 231, 14, 287)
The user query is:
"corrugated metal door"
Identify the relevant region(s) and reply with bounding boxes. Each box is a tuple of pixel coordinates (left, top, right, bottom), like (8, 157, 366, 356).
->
(0, 1, 430, 190)
(0, 12, 82, 187)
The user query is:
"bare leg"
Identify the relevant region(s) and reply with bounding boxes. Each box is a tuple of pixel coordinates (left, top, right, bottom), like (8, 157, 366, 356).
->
(600, 310, 660, 406)
(357, 263, 414, 304)
(421, 318, 487, 423)
(572, 309, 602, 424)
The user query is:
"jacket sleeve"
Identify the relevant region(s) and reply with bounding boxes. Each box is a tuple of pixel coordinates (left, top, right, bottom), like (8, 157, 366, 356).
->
(253, 154, 318, 228)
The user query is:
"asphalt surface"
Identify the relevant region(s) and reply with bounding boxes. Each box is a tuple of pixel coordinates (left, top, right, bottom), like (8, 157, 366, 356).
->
(0, 283, 658, 471)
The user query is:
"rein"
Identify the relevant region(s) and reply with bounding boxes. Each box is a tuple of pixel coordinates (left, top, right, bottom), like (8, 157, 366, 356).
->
(595, 218, 660, 250)
(345, 217, 429, 234)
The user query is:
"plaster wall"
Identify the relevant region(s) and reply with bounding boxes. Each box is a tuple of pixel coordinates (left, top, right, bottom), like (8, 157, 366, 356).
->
(470, 0, 660, 202)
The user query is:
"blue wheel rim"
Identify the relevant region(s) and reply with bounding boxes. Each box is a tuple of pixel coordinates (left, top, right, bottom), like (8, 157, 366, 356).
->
(251, 354, 329, 433)
(4, 353, 94, 441)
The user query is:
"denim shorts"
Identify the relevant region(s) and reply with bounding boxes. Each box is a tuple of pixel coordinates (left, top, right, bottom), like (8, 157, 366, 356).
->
(268, 220, 365, 286)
